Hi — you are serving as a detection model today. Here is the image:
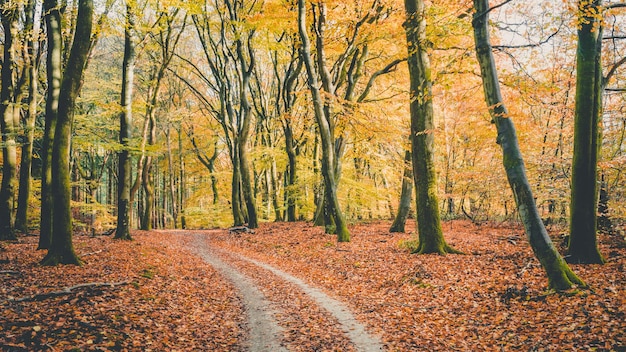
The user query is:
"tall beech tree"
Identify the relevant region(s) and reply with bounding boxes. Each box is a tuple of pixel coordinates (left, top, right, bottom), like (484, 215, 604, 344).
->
(472, 0, 585, 290)
(0, 0, 20, 241)
(41, 0, 94, 266)
(568, 0, 605, 264)
(115, 0, 137, 240)
(39, 0, 63, 249)
(15, 0, 41, 234)
(298, 0, 350, 241)
(403, 0, 457, 254)
(187, 0, 259, 228)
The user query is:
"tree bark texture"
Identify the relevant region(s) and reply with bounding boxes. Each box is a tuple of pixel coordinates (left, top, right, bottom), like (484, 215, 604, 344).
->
(390, 150, 413, 233)
(0, 3, 19, 240)
(472, 0, 585, 290)
(115, 2, 136, 240)
(15, 0, 40, 234)
(568, 0, 605, 264)
(41, 0, 94, 266)
(298, 0, 350, 242)
(403, 0, 456, 254)
(39, 0, 63, 249)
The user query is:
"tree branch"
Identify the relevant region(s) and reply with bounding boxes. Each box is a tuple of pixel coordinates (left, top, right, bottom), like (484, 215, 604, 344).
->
(4, 282, 129, 303)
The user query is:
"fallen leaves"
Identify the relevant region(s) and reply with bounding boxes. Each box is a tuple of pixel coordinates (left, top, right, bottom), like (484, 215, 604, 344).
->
(1, 220, 624, 351)
(208, 220, 626, 351)
(0, 232, 246, 351)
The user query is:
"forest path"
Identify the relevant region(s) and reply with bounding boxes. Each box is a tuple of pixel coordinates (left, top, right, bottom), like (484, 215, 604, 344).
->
(189, 232, 384, 352)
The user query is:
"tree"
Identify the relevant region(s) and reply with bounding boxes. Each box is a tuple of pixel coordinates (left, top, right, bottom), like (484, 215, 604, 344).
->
(186, 0, 259, 228)
(298, 0, 350, 241)
(115, 0, 137, 240)
(390, 149, 413, 233)
(567, 0, 605, 264)
(403, 0, 458, 254)
(39, 0, 63, 249)
(15, 0, 41, 234)
(0, 0, 23, 241)
(41, 0, 94, 266)
(472, 0, 585, 290)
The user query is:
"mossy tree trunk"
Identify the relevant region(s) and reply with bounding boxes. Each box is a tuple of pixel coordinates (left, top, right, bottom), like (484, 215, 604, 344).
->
(0, 2, 19, 241)
(472, 0, 585, 290)
(403, 0, 457, 254)
(390, 150, 413, 233)
(568, 0, 605, 264)
(39, 0, 63, 249)
(41, 0, 94, 266)
(115, 2, 136, 240)
(298, 0, 350, 242)
(15, 0, 40, 234)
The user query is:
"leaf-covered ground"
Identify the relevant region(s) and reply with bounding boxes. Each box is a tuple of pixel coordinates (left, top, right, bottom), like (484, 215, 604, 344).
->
(0, 232, 247, 351)
(1, 220, 624, 351)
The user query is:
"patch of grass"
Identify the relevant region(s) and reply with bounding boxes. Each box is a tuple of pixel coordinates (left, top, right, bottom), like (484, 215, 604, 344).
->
(398, 237, 419, 252)
(140, 268, 155, 279)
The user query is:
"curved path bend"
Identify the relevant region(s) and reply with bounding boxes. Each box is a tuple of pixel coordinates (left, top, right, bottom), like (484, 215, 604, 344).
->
(190, 233, 384, 352)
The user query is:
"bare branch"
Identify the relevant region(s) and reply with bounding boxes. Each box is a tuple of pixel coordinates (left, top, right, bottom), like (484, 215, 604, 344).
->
(604, 56, 626, 88)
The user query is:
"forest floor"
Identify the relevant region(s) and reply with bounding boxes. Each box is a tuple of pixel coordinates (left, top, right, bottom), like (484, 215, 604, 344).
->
(1, 220, 625, 351)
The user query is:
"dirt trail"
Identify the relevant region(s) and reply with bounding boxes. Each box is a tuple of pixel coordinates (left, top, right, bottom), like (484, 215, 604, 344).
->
(191, 232, 384, 352)
(192, 234, 287, 352)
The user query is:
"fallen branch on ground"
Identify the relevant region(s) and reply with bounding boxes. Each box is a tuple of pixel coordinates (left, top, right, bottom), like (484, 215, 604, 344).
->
(4, 281, 129, 303)
(0, 270, 20, 275)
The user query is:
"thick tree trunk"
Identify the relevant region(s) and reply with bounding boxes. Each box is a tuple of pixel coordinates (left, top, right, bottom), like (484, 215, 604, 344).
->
(298, 0, 350, 242)
(39, 0, 63, 249)
(403, 0, 456, 254)
(472, 0, 585, 290)
(115, 3, 136, 240)
(568, 0, 605, 264)
(41, 0, 93, 266)
(390, 150, 413, 233)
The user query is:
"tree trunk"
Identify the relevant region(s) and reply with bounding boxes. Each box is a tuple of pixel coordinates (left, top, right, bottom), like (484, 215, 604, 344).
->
(0, 2, 19, 241)
(166, 124, 178, 229)
(41, 0, 93, 266)
(115, 2, 135, 240)
(231, 146, 246, 226)
(403, 0, 456, 254)
(567, 0, 605, 264)
(39, 0, 64, 249)
(15, 0, 39, 234)
(298, 0, 350, 242)
(284, 122, 298, 221)
(390, 150, 413, 233)
(472, 0, 585, 290)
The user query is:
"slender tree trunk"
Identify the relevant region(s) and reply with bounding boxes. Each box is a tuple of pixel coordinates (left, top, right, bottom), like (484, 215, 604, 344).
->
(41, 0, 93, 266)
(390, 150, 413, 233)
(472, 0, 585, 290)
(568, 0, 605, 264)
(298, 0, 349, 242)
(284, 122, 298, 221)
(231, 145, 246, 226)
(0, 2, 19, 241)
(166, 126, 178, 228)
(115, 2, 135, 240)
(403, 0, 456, 254)
(178, 126, 186, 229)
(15, 0, 40, 234)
